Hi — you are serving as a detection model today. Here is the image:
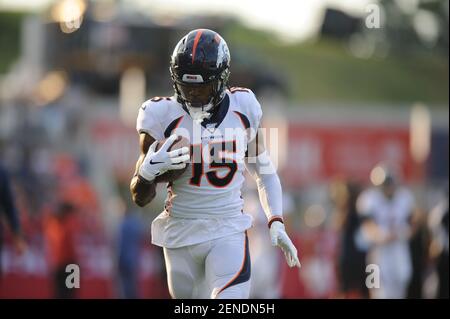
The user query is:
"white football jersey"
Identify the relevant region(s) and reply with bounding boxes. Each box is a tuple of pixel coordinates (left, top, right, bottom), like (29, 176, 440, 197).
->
(357, 187, 414, 232)
(357, 187, 415, 298)
(136, 88, 262, 248)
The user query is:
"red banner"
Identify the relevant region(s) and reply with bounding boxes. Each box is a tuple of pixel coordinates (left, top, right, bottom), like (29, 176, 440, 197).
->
(281, 123, 415, 187)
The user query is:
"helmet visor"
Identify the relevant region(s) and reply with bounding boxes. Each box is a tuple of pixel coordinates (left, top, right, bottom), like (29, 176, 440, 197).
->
(176, 81, 215, 108)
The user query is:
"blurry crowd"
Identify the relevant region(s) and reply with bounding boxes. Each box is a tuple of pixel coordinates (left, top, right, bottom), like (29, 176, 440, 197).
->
(0, 0, 448, 299)
(245, 170, 448, 299)
(330, 173, 448, 299)
(0, 90, 169, 298)
(1, 107, 448, 299)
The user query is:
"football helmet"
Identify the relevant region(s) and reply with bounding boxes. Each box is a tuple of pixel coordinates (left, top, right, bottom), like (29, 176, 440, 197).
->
(170, 29, 231, 123)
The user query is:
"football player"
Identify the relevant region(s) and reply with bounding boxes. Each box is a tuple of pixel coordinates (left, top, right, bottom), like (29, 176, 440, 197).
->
(130, 29, 300, 299)
(357, 164, 416, 298)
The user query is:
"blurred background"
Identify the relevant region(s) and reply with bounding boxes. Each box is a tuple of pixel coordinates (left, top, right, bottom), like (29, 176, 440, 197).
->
(0, 0, 448, 299)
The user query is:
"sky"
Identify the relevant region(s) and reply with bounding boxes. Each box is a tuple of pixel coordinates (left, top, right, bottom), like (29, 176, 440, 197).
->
(0, 0, 375, 41)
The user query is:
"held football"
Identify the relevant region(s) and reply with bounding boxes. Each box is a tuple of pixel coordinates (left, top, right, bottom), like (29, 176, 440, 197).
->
(154, 135, 190, 183)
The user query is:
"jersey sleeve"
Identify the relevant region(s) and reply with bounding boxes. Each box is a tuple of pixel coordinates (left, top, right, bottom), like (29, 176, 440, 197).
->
(246, 89, 263, 133)
(136, 100, 165, 140)
(233, 88, 263, 142)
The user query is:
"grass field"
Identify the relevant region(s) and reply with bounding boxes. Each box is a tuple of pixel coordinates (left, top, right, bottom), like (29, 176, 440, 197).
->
(225, 24, 449, 106)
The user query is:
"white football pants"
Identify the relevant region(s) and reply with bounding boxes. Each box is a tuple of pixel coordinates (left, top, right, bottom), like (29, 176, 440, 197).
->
(163, 231, 251, 299)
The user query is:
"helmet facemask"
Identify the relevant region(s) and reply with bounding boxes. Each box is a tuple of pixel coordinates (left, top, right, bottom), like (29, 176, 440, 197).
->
(171, 68, 230, 124)
(169, 29, 231, 124)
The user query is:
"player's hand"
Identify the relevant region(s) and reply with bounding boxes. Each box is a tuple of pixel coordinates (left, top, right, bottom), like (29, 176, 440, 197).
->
(270, 221, 301, 268)
(139, 134, 190, 182)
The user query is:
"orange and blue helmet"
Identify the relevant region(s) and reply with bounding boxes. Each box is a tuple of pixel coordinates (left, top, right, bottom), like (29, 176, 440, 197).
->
(170, 29, 231, 110)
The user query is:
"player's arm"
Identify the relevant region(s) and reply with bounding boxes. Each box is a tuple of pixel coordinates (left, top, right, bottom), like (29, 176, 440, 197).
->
(360, 217, 393, 245)
(130, 133, 157, 207)
(354, 193, 388, 247)
(244, 131, 301, 268)
(130, 133, 189, 207)
(358, 196, 416, 245)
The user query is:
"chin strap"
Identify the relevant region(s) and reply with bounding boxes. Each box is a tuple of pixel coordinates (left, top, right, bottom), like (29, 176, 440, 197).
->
(177, 89, 226, 125)
(186, 104, 213, 124)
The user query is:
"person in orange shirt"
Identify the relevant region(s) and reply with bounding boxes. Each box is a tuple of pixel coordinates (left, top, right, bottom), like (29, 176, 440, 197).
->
(44, 202, 79, 298)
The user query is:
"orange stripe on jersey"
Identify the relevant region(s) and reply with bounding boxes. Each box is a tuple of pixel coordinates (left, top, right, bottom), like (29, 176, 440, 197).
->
(172, 115, 184, 132)
(233, 111, 250, 130)
(192, 30, 204, 64)
(216, 232, 248, 296)
(164, 116, 184, 138)
(230, 87, 250, 93)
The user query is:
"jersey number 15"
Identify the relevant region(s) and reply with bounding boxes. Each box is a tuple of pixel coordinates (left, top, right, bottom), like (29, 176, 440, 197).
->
(189, 140, 237, 188)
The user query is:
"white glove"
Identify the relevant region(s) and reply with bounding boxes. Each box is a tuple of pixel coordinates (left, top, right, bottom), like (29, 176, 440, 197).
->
(139, 134, 190, 182)
(270, 221, 301, 268)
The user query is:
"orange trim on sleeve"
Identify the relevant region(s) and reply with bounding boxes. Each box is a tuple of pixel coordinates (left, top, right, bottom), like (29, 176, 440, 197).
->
(268, 216, 284, 228)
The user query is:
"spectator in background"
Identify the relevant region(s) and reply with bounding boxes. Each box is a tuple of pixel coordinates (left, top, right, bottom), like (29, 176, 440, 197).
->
(356, 164, 417, 299)
(330, 179, 368, 298)
(117, 209, 145, 299)
(0, 162, 26, 278)
(428, 188, 449, 299)
(406, 206, 427, 299)
(44, 202, 79, 299)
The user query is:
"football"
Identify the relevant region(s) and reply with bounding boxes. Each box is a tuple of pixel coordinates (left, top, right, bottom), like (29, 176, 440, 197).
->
(154, 135, 190, 183)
